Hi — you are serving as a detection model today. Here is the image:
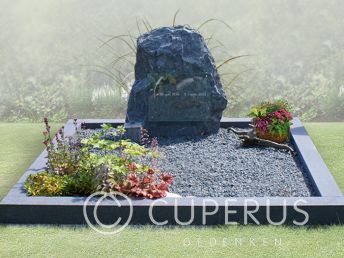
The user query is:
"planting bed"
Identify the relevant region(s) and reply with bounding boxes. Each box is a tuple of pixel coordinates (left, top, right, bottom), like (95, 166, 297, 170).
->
(81, 127, 313, 197)
(0, 118, 343, 225)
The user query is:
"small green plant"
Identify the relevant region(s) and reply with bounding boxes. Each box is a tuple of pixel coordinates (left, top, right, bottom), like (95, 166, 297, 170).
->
(80, 124, 160, 180)
(25, 119, 173, 198)
(25, 171, 67, 196)
(249, 99, 293, 137)
(80, 124, 173, 198)
(63, 169, 99, 196)
(43, 118, 84, 176)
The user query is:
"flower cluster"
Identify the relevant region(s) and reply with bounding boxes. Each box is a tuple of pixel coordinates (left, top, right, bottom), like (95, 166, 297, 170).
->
(250, 99, 293, 136)
(43, 118, 82, 176)
(254, 109, 293, 133)
(26, 120, 173, 198)
(271, 109, 293, 123)
(115, 165, 173, 198)
(254, 117, 271, 133)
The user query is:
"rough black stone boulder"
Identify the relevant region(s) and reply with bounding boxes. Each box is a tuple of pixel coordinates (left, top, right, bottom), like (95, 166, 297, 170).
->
(125, 26, 227, 137)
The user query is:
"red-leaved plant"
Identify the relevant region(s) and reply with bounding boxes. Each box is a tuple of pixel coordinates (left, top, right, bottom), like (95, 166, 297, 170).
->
(115, 166, 174, 199)
(249, 99, 293, 139)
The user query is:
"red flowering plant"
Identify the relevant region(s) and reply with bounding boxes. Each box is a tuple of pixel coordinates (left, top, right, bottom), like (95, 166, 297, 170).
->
(43, 118, 82, 176)
(249, 99, 293, 143)
(81, 125, 174, 198)
(115, 167, 174, 199)
(25, 118, 97, 196)
(112, 128, 174, 198)
(25, 120, 173, 198)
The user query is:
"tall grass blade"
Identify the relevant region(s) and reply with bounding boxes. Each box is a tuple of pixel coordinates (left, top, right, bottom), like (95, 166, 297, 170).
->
(110, 52, 135, 67)
(141, 19, 150, 32)
(136, 17, 142, 36)
(98, 35, 137, 54)
(82, 64, 117, 78)
(127, 31, 137, 49)
(223, 69, 253, 89)
(216, 55, 250, 70)
(209, 45, 221, 52)
(205, 32, 215, 44)
(96, 37, 117, 53)
(88, 69, 115, 80)
(197, 19, 233, 32)
(173, 9, 181, 26)
(144, 17, 153, 30)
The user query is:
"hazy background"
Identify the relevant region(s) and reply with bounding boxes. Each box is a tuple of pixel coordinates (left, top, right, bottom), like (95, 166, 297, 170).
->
(1, 0, 343, 122)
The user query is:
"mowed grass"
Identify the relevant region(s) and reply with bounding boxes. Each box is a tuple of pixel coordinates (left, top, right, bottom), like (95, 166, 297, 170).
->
(1, 225, 344, 258)
(0, 123, 61, 198)
(0, 123, 343, 258)
(305, 123, 344, 191)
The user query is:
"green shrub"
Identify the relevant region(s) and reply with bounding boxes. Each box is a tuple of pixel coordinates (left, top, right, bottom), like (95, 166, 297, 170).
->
(25, 170, 99, 196)
(24, 120, 173, 198)
(25, 171, 67, 196)
(249, 99, 293, 136)
(62, 169, 99, 196)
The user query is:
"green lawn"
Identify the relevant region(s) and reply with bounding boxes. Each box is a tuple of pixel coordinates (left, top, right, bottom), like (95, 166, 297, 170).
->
(305, 123, 344, 191)
(0, 123, 343, 257)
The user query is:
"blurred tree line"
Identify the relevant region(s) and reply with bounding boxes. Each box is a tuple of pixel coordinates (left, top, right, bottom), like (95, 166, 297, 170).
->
(0, 0, 343, 122)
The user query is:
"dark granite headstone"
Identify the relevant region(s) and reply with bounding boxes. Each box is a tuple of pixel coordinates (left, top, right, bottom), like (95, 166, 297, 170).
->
(125, 26, 227, 137)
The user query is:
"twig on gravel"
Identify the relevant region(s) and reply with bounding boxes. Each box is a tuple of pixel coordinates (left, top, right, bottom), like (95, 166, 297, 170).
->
(228, 127, 296, 154)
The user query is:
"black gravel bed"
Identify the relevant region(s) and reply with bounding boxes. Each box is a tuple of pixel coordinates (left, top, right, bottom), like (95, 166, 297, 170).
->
(156, 128, 315, 197)
(80, 128, 315, 197)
